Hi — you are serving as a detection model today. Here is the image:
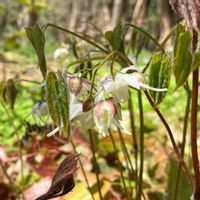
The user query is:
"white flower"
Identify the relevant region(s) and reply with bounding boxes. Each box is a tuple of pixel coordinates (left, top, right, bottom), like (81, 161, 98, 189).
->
(78, 110, 95, 129)
(32, 101, 49, 125)
(99, 66, 167, 103)
(53, 47, 69, 61)
(93, 99, 120, 136)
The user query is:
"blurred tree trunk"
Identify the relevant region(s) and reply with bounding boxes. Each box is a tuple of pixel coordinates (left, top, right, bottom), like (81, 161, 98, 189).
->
(78, 0, 91, 33)
(0, 8, 7, 36)
(111, 0, 128, 26)
(69, 0, 81, 30)
(103, 0, 114, 30)
(158, 0, 173, 50)
(132, 0, 150, 25)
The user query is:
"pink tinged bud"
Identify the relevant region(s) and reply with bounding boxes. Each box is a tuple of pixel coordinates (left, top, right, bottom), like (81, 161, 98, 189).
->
(94, 100, 116, 117)
(68, 77, 82, 96)
(93, 100, 116, 135)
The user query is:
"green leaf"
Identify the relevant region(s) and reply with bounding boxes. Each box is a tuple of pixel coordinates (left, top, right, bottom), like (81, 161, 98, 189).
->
(174, 24, 186, 49)
(173, 31, 192, 89)
(149, 53, 171, 106)
(46, 71, 70, 137)
(105, 22, 125, 53)
(166, 160, 192, 200)
(105, 31, 113, 44)
(111, 22, 125, 53)
(130, 29, 137, 54)
(0, 81, 6, 99)
(3, 79, 18, 109)
(149, 53, 162, 100)
(25, 23, 47, 78)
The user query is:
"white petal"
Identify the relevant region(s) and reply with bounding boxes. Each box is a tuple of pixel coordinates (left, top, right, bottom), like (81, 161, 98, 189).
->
(121, 65, 138, 73)
(47, 127, 59, 137)
(70, 101, 83, 120)
(109, 79, 129, 102)
(79, 110, 95, 129)
(120, 74, 141, 90)
(138, 82, 168, 92)
(31, 82, 46, 91)
(93, 106, 114, 135)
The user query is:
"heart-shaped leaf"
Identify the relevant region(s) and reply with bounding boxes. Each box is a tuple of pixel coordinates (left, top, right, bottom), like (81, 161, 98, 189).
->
(105, 22, 125, 53)
(46, 71, 70, 137)
(25, 23, 47, 78)
(149, 53, 171, 106)
(173, 30, 192, 89)
(3, 79, 18, 109)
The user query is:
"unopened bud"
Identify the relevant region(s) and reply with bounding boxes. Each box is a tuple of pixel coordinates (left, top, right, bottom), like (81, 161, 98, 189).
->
(93, 100, 116, 135)
(68, 77, 82, 96)
(82, 98, 94, 112)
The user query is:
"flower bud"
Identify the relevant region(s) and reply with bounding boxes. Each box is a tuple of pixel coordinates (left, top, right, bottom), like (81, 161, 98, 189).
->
(68, 77, 82, 96)
(93, 100, 116, 135)
(82, 98, 94, 112)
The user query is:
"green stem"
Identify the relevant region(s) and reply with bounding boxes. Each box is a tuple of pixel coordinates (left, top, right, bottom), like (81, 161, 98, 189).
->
(128, 90, 138, 190)
(144, 91, 194, 187)
(67, 56, 105, 68)
(71, 141, 95, 200)
(173, 87, 191, 200)
(88, 130, 103, 200)
(117, 126, 137, 180)
(155, 27, 176, 52)
(108, 129, 131, 200)
(0, 101, 24, 199)
(43, 23, 109, 54)
(136, 91, 144, 200)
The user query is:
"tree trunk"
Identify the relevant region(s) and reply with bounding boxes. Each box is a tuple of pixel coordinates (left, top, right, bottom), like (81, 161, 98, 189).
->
(111, 0, 128, 26)
(103, 0, 114, 31)
(69, 0, 81, 30)
(132, 0, 150, 25)
(158, 0, 173, 50)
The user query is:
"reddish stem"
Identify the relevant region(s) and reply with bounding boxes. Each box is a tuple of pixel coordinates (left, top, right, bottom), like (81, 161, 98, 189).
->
(191, 68, 200, 199)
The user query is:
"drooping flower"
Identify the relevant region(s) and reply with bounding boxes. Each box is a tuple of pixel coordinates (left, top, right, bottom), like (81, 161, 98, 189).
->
(99, 66, 167, 103)
(93, 99, 121, 136)
(32, 101, 49, 125)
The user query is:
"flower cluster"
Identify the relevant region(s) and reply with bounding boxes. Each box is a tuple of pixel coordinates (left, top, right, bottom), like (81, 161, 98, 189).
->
(32, 64, 167, 137)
